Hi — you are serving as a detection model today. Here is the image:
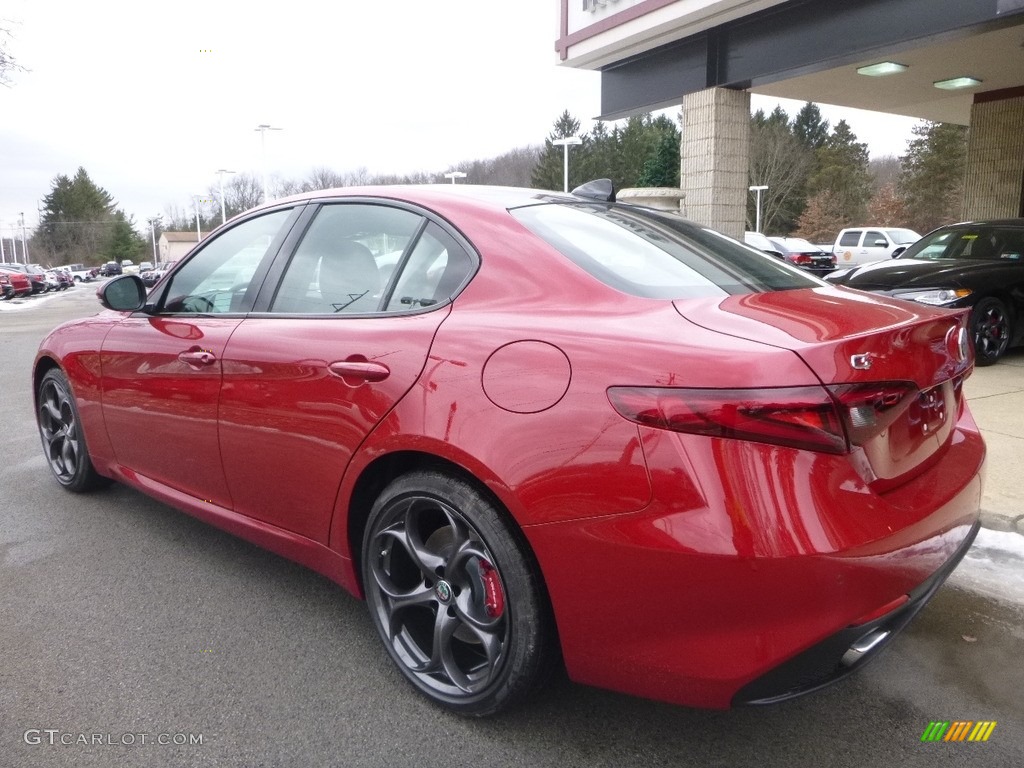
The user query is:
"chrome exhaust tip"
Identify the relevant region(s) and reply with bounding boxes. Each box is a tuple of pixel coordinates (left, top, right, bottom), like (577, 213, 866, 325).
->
(841, 629, 891, 667)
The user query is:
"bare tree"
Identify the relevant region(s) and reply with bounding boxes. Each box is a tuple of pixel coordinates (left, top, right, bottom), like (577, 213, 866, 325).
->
(794, 190, 847, 244)
(749, 119, 812, 234)
(1, 23, 26, 86)
(869, 155, 901, 192)
(305, 166, 348, 191)
(867, 183, 909, 226)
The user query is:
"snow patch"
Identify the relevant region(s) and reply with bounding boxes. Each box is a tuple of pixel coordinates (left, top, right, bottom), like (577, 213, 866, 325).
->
(948, 528, 1024, 605)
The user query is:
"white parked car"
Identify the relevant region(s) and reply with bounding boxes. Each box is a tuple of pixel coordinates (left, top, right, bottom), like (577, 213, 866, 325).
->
(743, 231, 783, 258)
(832, 227, 920, 266)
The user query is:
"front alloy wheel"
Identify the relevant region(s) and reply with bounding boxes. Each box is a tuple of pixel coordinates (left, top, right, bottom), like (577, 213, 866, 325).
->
(362, 471, 552, 716)
(972, 297, 1011, 366)
(37, 369, 108, 491)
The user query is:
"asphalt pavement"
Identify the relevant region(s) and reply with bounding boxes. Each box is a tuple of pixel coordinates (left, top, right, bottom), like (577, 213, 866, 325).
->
(1, 287, 1022, 768)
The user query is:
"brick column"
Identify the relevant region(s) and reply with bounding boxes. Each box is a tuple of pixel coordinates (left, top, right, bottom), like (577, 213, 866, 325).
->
(963, 93, 1024, 219)
(680, 87, 750, 239)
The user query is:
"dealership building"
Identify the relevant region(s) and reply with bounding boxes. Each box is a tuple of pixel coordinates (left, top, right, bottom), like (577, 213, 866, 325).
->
(556, 0, 1024, 237)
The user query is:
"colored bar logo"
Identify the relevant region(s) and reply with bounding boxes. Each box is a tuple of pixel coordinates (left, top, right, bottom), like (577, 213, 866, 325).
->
(921, 721, 996, 742)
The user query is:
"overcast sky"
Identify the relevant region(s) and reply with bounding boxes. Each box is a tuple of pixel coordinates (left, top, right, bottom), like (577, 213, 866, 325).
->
(1, 0, 920, 234)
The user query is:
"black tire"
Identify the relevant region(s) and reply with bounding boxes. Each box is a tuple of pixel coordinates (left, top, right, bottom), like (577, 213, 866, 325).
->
(36, 369, 110, 492)
(362, 470, 553, 716)
(971, 297, 1012, 366)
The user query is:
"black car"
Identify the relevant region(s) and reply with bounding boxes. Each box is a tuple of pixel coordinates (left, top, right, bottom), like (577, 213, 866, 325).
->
(826, 219, 1024, 365)
(767, 237, 837, 276)
(99, 261, 123, 277)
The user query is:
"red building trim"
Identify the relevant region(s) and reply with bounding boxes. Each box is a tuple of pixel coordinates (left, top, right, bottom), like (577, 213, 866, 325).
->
(556, 0, 680, 61)
(974, 85, 1024, 104)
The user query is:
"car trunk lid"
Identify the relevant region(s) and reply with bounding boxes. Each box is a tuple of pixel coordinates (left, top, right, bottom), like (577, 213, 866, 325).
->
(674, 286, 972, 489)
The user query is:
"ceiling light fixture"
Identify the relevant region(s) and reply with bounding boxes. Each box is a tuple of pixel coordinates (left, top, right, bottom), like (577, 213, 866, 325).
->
(934, 76, 983, 90)
(856, 61, 908, 77)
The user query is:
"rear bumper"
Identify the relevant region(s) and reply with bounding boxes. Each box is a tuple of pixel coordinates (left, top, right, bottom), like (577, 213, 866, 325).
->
(732, 518, 979, 705)
(524, 413, 984, 709)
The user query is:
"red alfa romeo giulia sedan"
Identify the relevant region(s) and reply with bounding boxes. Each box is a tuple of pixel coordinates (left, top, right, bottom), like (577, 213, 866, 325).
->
(34, 183, 984, 716)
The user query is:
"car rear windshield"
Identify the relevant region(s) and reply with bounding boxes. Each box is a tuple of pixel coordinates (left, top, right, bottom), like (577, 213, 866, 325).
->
(510, 203, 818, 298)
(900, 225, 1024, 261)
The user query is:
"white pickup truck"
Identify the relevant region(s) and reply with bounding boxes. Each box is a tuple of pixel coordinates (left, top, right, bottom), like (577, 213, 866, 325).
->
(58, 263, 96, 282)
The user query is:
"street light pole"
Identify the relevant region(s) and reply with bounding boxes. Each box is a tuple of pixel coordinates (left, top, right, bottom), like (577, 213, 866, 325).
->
(254, 124, 282, 203)
(748, 185, 769, 233)
(552, 136, 583, 193)
(444, 171, 467, 184)
(19, 213, 29, 263)
(192, 195, 207, 242)
(216, 169, 236, 225)
(148, 216, 161, 265)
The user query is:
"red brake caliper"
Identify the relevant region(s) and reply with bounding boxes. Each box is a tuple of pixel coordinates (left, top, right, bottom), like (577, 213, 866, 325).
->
(479, 559, 505, 619)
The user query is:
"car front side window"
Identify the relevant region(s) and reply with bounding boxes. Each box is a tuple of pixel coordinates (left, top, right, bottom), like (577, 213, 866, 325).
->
(161, 209, 294, 314)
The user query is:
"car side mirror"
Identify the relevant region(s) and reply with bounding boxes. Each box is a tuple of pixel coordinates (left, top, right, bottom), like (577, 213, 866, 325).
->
(98, 274, 147, 312)
(873, 239, 888, 247)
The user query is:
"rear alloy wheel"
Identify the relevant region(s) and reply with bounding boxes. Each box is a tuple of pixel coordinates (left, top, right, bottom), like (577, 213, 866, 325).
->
(971, 297, 1011, 366)
(362, 470, 552, 716)
(37, 369, 109, 492)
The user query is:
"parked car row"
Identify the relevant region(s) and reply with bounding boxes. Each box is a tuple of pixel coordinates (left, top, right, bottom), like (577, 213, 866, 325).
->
(746, 219, 1024, 365)
(0, 264, 78, 299)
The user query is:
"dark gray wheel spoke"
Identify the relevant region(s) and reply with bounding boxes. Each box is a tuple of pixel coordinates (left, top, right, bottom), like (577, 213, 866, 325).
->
(41, 397, 61, 423)
(379, 523, 443, 578)
(449, 537, 488, 572)
(61, 438, 79, 474)
(453, 589, 503, 633)
(428, 608, 472, 691)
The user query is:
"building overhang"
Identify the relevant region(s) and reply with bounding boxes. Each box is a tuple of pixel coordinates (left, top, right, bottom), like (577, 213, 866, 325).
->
(558, 0, 1024, 122)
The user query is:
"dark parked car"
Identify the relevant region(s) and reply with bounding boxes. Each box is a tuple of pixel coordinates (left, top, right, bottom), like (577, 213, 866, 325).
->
(826, 219, 1024, 365)
(767, 237, 837, 276)
(35, 183, 982, 715)
(140, 262, 174, 287)
(99, 261, 123, 277)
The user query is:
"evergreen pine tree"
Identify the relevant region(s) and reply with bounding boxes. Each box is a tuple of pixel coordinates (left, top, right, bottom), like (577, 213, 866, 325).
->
(531, 111, 586, 190)
(899, 121, 968, 233)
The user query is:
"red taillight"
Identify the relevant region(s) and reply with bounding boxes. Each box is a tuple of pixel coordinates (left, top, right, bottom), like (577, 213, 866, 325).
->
(788, 253, 813, 265)
(828, 381, 917, 446)
(608, 381, 920, 455)
(608, 385, 847, 453)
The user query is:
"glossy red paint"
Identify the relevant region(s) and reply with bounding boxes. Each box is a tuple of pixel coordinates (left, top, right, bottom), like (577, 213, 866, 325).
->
(34, 185, 984, 711)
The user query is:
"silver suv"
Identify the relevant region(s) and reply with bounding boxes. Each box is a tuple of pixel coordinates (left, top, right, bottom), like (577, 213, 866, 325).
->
(832, 227, 920, 266)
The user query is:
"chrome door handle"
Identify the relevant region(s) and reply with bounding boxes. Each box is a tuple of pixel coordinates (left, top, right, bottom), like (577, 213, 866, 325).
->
(178, 350, 216, 366)
(328, 360, 390, 383)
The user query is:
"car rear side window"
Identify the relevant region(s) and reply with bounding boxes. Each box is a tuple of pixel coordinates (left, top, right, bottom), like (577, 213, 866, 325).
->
(271, 204, 423, 314)
(385, 223, 474, 311)
(839, 231, 861, 247)
(511, 203, 817, 298)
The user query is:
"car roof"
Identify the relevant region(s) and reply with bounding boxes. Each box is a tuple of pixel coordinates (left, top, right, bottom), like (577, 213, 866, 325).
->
(253, 184, 581, 217)
(938, 218, 1024, 227)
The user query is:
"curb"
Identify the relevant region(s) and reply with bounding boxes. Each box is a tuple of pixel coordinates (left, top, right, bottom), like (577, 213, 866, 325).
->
(979, 510, 1024, 535)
